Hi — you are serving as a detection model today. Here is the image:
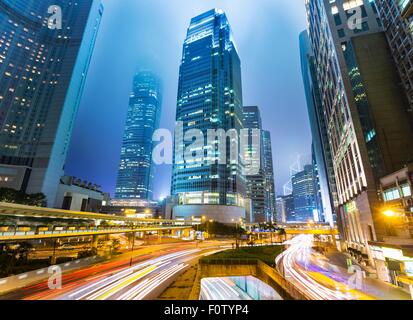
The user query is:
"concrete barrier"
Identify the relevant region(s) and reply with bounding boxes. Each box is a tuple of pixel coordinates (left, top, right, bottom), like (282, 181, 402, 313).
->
(189, 258, 310, 300)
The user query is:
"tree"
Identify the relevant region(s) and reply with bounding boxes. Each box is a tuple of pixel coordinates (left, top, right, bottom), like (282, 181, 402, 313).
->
(198, 221, 246, 237)
(0, 188, 46, 207)
(17, 242, 33, 262)
(275, 228, 287, 243)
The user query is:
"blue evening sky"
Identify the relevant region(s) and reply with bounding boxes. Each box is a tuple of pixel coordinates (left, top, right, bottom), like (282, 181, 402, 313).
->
(65, 0, 312, 199)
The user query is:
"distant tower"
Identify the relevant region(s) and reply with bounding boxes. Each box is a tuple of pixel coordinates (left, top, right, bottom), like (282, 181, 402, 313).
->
(243, 106, 265, 223)
(262, 130, 276, 222)
(292, 164, 318, 223)
(115, 71, 162, 201)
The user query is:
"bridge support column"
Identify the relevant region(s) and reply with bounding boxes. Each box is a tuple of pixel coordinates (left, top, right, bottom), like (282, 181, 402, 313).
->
(172, 229, 181, 239)
(91, 235, 99, 250)
(50, 238, 58, 265)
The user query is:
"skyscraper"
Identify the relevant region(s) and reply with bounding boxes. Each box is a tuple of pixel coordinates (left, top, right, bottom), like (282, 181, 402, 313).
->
(292, 164, 318, 223)
(262, 130, 276, 222)
(278, 194, 295, 223)
(243, 106, 265, 223)
(311, 144, 324, 222)
(299, 30, 337, 226)
(305, 0, 413, 261)
(376, 0, 413, 118)
(115, 71, 162, 201)
(275, 196, 286, 223)
(0, 0, 103, 206)
(171, 9, 246, 209)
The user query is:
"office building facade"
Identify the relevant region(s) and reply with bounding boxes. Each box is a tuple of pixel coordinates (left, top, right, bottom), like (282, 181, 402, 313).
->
(278, 194, 295, 223)
(115, 71, 162, 201)
(299, 30, 337, 226)
(376, 0, 413, 116)
(262, 130, 276, 222)
(171, 9, 246, 209)
(292, 164, 318, 222)
(0, 0, 103, 205)
(243, 106, 265, 222)
(306, 0, 413, 262)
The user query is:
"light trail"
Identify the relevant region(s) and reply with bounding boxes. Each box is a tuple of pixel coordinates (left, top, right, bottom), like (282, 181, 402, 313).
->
(63, 249, 200, 300)
(131, 263, 188, 300)
(200, 278, 253, 300)
(0, 241, 231, 301)
(276, 235, 355, 300)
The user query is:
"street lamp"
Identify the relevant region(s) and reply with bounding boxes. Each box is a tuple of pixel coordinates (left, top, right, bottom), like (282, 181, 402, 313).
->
(381, 208, 411, 236)
(383, 210, 398, 217)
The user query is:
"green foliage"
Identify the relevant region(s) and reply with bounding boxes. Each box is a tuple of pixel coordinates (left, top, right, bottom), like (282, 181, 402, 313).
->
(0, 188, 46, 207)
(0, 242, 35, 277)
(201, 245, 284, 267)
(197, 221, 246, 236)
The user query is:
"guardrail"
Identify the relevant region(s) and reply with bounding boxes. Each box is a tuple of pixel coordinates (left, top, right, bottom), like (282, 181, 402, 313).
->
(0, 225, 194, 241)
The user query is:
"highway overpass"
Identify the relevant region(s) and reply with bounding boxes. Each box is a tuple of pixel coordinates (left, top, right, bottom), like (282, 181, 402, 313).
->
(0, 202, 196, 242)
(245, 223, 339, 236)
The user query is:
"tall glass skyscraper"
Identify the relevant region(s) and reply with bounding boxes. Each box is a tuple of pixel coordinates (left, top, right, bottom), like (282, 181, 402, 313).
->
(115, 71, 162, 201)
(242, 107, 276, 223)
(243, 106, 265, 222)
(171, 9, 246, 207)
(262, 130, 276, 222)
(292, 164, 318, 223)
(0, 0, 103, 205)
(299, 30, 337, 226)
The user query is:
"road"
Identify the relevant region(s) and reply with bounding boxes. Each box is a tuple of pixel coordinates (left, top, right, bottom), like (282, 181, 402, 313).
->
(0, 241, 228, 300)
(200, 277, 253, 300)
(275, 234, 410, 300)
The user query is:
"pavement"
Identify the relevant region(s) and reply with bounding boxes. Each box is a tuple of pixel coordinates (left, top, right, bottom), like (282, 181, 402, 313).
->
(157, 263, 199, 300)
(276, 235, 411, 300)
(325, 251, 411, 300)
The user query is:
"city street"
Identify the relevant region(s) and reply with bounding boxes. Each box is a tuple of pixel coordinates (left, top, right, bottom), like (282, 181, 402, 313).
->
(1, 0, 413, 307)
(276, 235, 410, 300)
(0, 241, 228, 300)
